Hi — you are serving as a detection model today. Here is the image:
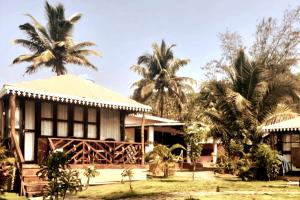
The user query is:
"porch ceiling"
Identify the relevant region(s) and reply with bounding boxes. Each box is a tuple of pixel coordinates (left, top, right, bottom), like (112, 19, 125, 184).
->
(263, 116, 300, 132)
(0, 74, 151, 112)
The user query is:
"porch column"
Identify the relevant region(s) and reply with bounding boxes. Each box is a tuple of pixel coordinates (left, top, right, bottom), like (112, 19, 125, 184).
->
(212, 139, 218, 164)
(146, 126, 154, 153)
(9, 94, 24, 162)
(141, 113, 145, 165)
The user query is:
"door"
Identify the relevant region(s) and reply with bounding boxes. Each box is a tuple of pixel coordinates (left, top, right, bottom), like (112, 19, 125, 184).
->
(24, 101, 35, 161)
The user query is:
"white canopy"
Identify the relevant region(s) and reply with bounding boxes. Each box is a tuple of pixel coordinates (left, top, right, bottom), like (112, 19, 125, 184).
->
(263, 116, 300, 132)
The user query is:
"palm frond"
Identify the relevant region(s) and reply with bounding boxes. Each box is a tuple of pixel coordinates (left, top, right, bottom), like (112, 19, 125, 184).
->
(69, 13, 82, 24)
(25, 13, 51, 42)
(72, 42, 96, 50)
(13, 39, 44, 52)
(12, 54, 36, 64)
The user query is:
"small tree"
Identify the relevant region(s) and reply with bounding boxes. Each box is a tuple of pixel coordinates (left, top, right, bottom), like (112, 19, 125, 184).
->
(37, 151, 83, 200)
(121, 167, 134, 192)
(184, 123, 207, 181)
(146, 144, 185, 177)
(83, 166, 100, 190)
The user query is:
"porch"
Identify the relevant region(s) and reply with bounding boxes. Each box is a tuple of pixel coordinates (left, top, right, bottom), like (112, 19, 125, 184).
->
(44, 137, 143, 165)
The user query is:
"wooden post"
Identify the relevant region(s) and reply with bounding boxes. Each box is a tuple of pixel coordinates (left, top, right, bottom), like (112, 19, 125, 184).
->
(141, 112, 145, 165)
(9, 94, 24, 162)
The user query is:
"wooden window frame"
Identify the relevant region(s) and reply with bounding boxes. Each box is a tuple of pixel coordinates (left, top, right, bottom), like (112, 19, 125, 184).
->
(56, 104, 68, 138)
(40, 102, 54, 137)
(87, 108, 97, 139)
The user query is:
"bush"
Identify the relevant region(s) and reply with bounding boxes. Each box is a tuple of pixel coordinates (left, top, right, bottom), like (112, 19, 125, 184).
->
(0, 145, 15, 193)
(37, 151, 83, 200)
(237, 144, 281, 181)
(253, 144, 281, 180)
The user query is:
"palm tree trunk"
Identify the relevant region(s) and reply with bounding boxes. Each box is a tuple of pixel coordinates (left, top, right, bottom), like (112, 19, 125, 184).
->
(160, 94, 164, 117)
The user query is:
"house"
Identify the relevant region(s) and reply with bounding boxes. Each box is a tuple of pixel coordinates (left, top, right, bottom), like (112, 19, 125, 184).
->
(0, 74, 151, 196)
(263, 116, 300, 174)
(125, 114, 185, 153)
(125, 115, 219, 167)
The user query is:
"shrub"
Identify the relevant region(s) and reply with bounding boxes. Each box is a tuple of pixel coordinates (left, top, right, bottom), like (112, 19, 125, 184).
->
(145, 144, 184, 177)
(253, 144, 281, 180)
(0, 145, 15, 193)
(37, 151, 83, 200)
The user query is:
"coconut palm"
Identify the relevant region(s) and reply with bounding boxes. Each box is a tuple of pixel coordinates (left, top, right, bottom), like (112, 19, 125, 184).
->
(12, 1, 100, 75)
(200, 50, 299, 153)
(131, 40, 194, 117)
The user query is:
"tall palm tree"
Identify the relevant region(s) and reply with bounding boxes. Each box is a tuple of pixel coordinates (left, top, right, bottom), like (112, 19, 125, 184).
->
(131, 40, 194, 117)
(200, 50, 299, 154)
(12, 1, 100, 75)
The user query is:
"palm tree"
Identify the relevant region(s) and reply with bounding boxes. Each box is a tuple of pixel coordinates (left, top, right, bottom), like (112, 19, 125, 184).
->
(145, 144, 185, 177)
(131, 40, 194, 117)
(200, 50, 299, 154)
(12, 1, 100, 75)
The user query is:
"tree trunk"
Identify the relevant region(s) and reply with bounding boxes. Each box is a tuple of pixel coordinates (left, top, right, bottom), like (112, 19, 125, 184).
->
(193, 162, 196, 181)
(129, 176, 133, 192)
(141, 113, 145, 165)
(160, 94, 164, 117)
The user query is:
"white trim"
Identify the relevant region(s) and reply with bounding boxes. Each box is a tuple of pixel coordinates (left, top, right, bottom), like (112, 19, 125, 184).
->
(0, 85, 151, 112)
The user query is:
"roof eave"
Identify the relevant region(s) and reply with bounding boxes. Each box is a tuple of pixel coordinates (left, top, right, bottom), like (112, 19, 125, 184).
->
(2, 85, 152, 112)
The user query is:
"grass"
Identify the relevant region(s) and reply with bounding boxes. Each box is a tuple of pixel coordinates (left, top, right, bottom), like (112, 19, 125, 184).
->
(1, 172, 299, 200)
(74, 172, 300, 200)
(0, 192, 26, 200)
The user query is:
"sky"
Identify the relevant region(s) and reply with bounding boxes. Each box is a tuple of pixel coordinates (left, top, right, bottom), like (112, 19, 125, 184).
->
(0, 0, 299, 96)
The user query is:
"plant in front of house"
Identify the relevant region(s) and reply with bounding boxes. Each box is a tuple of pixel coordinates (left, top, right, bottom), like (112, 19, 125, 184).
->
(184, 123, 206, 181)
(0, 144, 15, 194)
(121, 167, 134, 193)
(83, 165, 100, 190)
(37, 151, 83, 200)
(146, 144, 185, 177)
(252, 144, 281, 181)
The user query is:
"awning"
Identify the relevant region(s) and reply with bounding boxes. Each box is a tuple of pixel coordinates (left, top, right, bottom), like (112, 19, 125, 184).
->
(0, 74, 152, 112)
(263, 116, 300, 132)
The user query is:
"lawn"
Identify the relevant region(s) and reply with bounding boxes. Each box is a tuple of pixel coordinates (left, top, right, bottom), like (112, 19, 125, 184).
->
(75, 171, 300, 200)
(1, 172, 299, 200)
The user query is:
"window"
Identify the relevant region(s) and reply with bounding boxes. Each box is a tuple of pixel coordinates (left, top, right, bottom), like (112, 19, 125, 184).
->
(282, 133, 300, 169)
(87, 108, 97, 138)
(100, 109, 120, 140)
(73, 106, 84, 137)
(57, 104, 68, 137)
(41, 103, 53, 136)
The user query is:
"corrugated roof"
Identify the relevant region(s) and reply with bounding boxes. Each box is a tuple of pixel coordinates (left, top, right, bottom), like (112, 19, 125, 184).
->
(263, 116, 300, 132)
(125, 114, 184, 127)
(0, 74, 151, 112)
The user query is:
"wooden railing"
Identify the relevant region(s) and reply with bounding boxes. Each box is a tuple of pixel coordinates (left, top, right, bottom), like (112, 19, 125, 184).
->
(48, 138, 143, 165)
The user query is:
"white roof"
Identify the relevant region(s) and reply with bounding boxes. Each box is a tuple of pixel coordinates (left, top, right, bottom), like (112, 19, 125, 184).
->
(125, 114, 184, 127)
(263, 116, 300, 132)
(0, 74, 151, 112)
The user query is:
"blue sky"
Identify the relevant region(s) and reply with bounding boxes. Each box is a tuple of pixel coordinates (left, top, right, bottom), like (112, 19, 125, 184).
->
(0, 0, 299, 96)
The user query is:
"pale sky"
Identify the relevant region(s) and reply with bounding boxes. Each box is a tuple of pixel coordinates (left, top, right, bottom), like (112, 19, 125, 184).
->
(0, 0, 299, 96)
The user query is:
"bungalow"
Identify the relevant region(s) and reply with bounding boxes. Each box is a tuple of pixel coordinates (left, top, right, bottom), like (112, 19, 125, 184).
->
(0, 74, 151, 196)
(125, 115, 219, 167)
(263, 117, 300, 174)
(125, 114, 185, 153)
